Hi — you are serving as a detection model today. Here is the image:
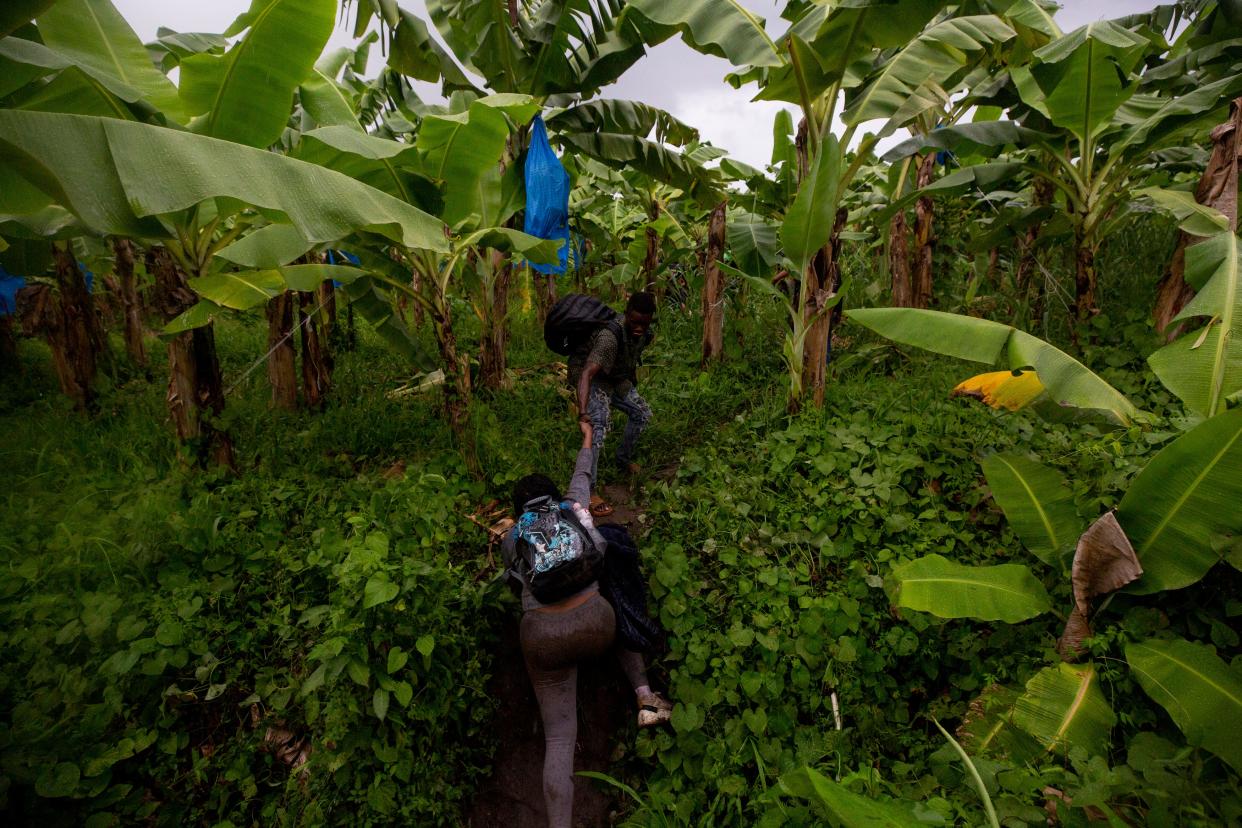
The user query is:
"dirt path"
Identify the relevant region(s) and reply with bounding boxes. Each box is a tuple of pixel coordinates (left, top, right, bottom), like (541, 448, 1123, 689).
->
(465, 479, 653, 828)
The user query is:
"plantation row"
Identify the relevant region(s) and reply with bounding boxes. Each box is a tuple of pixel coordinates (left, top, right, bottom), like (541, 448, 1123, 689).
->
(1, 0, 1241, 826)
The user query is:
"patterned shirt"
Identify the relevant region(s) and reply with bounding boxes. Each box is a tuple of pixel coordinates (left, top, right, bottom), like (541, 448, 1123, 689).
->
(567, 324, 648, 396)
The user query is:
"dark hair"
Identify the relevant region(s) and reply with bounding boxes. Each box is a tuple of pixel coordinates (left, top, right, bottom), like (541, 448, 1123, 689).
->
(512, 474, 560, 517)
(626, 291, 656, 315)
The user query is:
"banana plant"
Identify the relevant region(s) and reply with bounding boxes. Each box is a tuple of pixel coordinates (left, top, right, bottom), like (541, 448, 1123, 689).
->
(853, 293, 1242, 770)
(884, 14, 1242, 330)
(623, 0, 1031, 409)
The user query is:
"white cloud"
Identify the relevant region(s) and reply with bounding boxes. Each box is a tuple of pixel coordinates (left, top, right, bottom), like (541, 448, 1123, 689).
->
(669, 87, 792, 169)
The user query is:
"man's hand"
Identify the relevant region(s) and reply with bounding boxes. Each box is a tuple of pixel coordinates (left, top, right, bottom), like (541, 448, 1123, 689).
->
(578, 419, 593, 447)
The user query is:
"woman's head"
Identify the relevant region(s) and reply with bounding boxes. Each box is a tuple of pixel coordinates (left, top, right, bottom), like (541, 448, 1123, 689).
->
(512, 474, 561, 516)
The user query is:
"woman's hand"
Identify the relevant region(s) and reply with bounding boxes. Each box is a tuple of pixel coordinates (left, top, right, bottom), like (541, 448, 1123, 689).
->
(579, 418, 593, 447)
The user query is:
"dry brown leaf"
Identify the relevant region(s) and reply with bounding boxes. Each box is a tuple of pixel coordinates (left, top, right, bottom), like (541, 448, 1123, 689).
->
(1071, 511, 1143, 615)
(1058, 607, 1092, 662)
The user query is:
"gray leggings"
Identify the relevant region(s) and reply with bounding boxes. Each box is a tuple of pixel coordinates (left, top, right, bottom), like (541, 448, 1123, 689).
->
(520, 592, 648, 828)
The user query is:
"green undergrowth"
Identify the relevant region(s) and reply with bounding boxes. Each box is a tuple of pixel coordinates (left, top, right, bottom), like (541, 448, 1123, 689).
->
(2, 265, 1239, 826)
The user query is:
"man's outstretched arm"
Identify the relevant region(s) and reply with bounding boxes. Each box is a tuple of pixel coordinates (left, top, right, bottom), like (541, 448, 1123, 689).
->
(576, 360, 602, 419)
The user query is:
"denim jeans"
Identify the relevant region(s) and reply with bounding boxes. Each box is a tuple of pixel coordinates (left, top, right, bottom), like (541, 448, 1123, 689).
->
(586, 385, 652, 486)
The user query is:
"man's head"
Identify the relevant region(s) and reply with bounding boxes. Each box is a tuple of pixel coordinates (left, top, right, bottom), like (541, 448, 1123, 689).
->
(512, 474, 561, 517)
(624, 291, 656, 339)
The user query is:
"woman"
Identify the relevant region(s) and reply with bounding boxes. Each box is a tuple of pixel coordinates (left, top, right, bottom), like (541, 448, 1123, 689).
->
(502, 420, 671, 827)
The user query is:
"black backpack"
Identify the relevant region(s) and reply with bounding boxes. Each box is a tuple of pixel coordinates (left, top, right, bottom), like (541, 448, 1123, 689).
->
(512, 495, 604, 604)
(544, 293, 620, 356)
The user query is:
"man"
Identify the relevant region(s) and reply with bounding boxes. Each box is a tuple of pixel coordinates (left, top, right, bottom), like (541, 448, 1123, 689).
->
(569, 291, 655, 516)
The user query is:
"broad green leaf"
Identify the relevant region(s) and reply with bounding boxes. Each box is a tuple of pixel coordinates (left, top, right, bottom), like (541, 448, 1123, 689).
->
(35, 761, 80, 798)
(547, 99, 698, 146)
(1, 0, 54, 38)
(1148, 232, 1242, 418)
(558, 131, 722, 205)
(362, 576, 399, 609)
(1024, 22, 1149, 140)
(279, 264, 365, 292)
(1135, 188, 1230, 237)
(881, 121, 1048, 163)
(1113, 73, 1242, 160)
(624, 0, 784, 69)
(1011, 663, 1115, 756)
(981, 453, 1082, 568)
(779, 766, 921, 827)
(417, 99, 517, 227)
(888, 554, 1053, 623)
(180, 0, 335, 147)
(390, 8, 474, 91)
(462, 227, 561, 266)
(727, 210, 779, 277)
(299, 70, 361, 130)
(1120, 409, 1242, 593)
(295, 127, 437, 209)
(373, 687, 390, 721)
(848, 307, 1013, 363)
(37, 0, 186, 120)
(387, 647, 408, 674)
(0, 37, 144, 107)
(161, 300, 219, 335)
(0, 110, 448, 252)
(847, 308, 1137, 424)
(188, 270, 284, 310)
(1126, 637, 1242, 774)
(216, 224, 313, 268)
(780, 134, 841, 276)
(8, 65, 138, 121)
(415, 635, 435, 659)
(393, 680, 413, 707)
(771, 108, 795, 168)
(844, 16, 1016, 131)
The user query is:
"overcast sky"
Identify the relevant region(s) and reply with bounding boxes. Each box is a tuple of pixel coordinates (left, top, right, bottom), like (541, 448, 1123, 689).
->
(113, 0, 1163, 167)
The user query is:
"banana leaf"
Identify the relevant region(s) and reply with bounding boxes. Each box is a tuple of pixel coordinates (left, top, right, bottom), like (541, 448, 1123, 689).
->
(887, 554, 1052, 623)
(1011, 663, 1116, 756)
(843, 16, 1016, 133)
(180, 0, 335, 147)
(1120, 409, 1242, 593)
(1148, 231, 1241, 418)
(0, 110, 448, 253)
(981, 453, 1082, 569)
(779, 766, 921, 827)
(37, 0, 186, 121)
(623, 0, 785, 69)
(781, 134, 841, 277)
(847, 307, 1137, 425)
(1126, 636, 1242, 774)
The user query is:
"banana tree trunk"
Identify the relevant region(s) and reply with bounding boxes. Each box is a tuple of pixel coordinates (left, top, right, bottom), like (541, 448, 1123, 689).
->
(912, 153, 936, 309)
(318, 279, 336, 340)
(643, 200, 660, 292)
(479, 251, 511, 390)
(298, 290, 332, 409)
(428, 280, 470, 437)
(1154, 97, 1241, 340)
(265, 293, 297, 410)
(700, 199, 727, 365)
(535, 272, 557, 325)
(148, 246, 235, 469)
(49, 245, 99, 410)
(1073, 223, 1100, 327)
(799, 208, 848, 410)
(889, 210, 913, 307)
(113, 238, 147, 368)
(1013, 180, 1053, 299)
